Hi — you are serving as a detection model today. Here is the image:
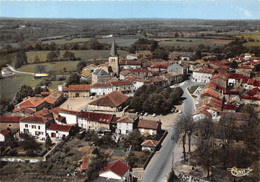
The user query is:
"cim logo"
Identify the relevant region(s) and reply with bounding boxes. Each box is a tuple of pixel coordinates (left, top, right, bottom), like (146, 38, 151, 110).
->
(227, 167, 253, 177)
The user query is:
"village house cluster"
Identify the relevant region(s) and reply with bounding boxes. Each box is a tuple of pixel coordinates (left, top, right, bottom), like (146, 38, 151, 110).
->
(191, 54, 259, 122)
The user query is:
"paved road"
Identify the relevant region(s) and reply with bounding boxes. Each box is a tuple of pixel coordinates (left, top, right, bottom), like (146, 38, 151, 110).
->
(141, 79, 205, 182)
(7, 64, 34, 75)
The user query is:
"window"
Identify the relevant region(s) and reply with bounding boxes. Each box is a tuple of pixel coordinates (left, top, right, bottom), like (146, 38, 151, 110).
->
(51, 133, 56, 137)
(8, 124, 12, 127)
(25, 124, 28, 128)
(32, 125, 36, 129)
(38, 126, 40, 130)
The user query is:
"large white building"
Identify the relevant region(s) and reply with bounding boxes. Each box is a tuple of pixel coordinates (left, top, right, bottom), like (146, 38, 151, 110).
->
(59, 109, 79, 125)
(116, 114, 138, 135)
(20, 116, 53, 141)
(46, 123, 72, 141)
(192, 68, 214, 83)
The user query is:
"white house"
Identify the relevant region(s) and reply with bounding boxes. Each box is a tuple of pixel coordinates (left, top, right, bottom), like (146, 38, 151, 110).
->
(47, 123, 72, 141)
(116, 114, 138, 135)
(192, 68, 214, 83)
(167, 63, 185, 75)
(19, 116, 53, 141)
(126, 54, 138, 60)
(59, 109, 79, 125)
(99, 160, 130, 181)
(90, 83, 113, 97)
(141, 139, 159, 152)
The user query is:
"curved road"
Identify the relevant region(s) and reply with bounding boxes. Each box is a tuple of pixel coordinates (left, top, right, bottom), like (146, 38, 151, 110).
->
(141, 79, 204, 182)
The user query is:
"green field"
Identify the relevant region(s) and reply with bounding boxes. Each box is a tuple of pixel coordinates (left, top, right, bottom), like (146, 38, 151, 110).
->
(42, 38, 90, 44)
(243, 42, 260, 47)
(26, 50, 128, 63)
(19, 61, 80, 75)
(42, 37, 137, 47)
(158, 38, 232, 47)
(0, 75, 65, 103)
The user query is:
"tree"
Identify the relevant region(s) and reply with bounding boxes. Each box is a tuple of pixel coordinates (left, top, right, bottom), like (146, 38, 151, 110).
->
(229, 60, 238, 69)
(175, 115, 195, 163)
(66, 73, 81, 86)
(45, 134, 52, 148)
(87, 151, 108, 181)
(34, 55, 40, 63)
(35, 64, 48, 73)
(63, 50, 75, 61)
(89, 38, 103, 50)
(15, 85, 35, 103)
(124, 129, 144, 151)
(76, 61, 87, 73)
(19, 133, 41, 152)
(193, 50, 202, 60)
(126, 151, 137, 168)
(47, 51, 58, 62)
(153, 48, 169, 60)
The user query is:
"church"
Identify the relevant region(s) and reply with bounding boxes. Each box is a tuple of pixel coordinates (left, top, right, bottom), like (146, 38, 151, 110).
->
(108, 39, 120, 77)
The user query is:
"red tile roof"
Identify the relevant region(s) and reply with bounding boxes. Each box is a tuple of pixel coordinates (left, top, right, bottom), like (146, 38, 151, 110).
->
(88, 91, 128, 107)
(91, 82, 112, 87)
(224, 90, 240, 95)
(247, 79, 255, 85)
(223, 104, 236, 111)
(47, 123, 72, 132)
(198, 68, 215, 74)
(34, 108, 51, 117)
(150, 64, 168, 69)
(81, 157, 89, 171)
(240, 95, 260, 100)
(20, 97, 45, 108)
(50, 107, 63, 115)
(60, 109, 79, 115)
(0, 116, 23, 123)
(117, 114, 136, 123)
(247, 88, 259, 96)
(120, 60, 141, 65)
(240, 65, 253, 69)
(138, 119, 161, 130)
(198, 97, 222, 110)
(141, 139, 159, 147)
(20, 116, 52, 124)
(67, 85, 90, 91)
(100, 160, 130, 177)
(207, 82, 226, 91)
(201, 88, 223, 100)
(151, 77, 166, 82)
(0, 129, 11, 136)
(111, 81, 132, 86)
(211, 73, 228, 81)
(194, 106, 211, 117)
(211, 61, 229, 69)
(78, 112, 114, 124)
(254, 81, 260, 87)
(123, 69, 151, 73)
(12, 107, 35, 114)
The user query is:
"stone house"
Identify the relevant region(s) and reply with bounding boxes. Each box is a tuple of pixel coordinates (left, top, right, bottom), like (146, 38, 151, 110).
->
(92, 69, 111, 84)
(116, 114, 139, 135)
(138, 119, 161, 136)
(88, 91, 128, 112)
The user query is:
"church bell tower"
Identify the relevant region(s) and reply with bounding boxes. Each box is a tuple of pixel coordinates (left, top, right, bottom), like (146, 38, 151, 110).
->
(108, 39, 120, 76)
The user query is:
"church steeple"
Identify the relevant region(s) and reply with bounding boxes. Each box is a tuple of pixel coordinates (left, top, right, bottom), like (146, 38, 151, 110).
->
(110, 39, 118, 57)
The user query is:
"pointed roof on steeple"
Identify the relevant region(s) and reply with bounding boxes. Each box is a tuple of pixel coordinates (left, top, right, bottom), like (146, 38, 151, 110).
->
(110, 39, 118, 57)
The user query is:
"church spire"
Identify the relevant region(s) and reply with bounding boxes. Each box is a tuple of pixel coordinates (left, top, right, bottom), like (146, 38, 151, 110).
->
(110, 39, 118, 57)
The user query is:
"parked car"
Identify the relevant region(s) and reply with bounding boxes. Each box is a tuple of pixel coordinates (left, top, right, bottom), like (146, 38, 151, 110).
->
(178, 110, 182, 114)
(144, 112, 149, 116)
(152, 113, 156, 117)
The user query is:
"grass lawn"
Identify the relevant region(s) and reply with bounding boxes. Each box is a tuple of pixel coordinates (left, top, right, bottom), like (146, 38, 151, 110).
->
(187, 86, 199, 95)
(243, 42, 260, 47)
(26, 50, 128, 63)
(42, 38, 91, 44)
(0, 75, 43, 103)
(158, 38, 232, 47)
(0, 75, 65, 103)
(19, 61, 80, 75)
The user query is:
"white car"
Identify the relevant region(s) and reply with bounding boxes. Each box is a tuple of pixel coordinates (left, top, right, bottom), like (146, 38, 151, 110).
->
(144, 112, 149, 116)
(178, 110, 182, 114)
(152, 113, 156, 117)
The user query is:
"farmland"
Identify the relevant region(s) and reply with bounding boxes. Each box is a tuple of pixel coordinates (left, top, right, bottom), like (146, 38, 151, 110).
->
(0, 75, 65, 103)
(158, 38, 233, 47)
(42, 37, 138, 48)
(19, 61, 80, 75)
(26, 50, 128, 63)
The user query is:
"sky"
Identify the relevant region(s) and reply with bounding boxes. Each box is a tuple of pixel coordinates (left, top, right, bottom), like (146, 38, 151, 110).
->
(0, 0, 260, 19)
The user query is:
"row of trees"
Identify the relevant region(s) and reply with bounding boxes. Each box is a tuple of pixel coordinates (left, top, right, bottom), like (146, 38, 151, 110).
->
(175, 105, 259, 181)
(130, 85, 184, 114)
